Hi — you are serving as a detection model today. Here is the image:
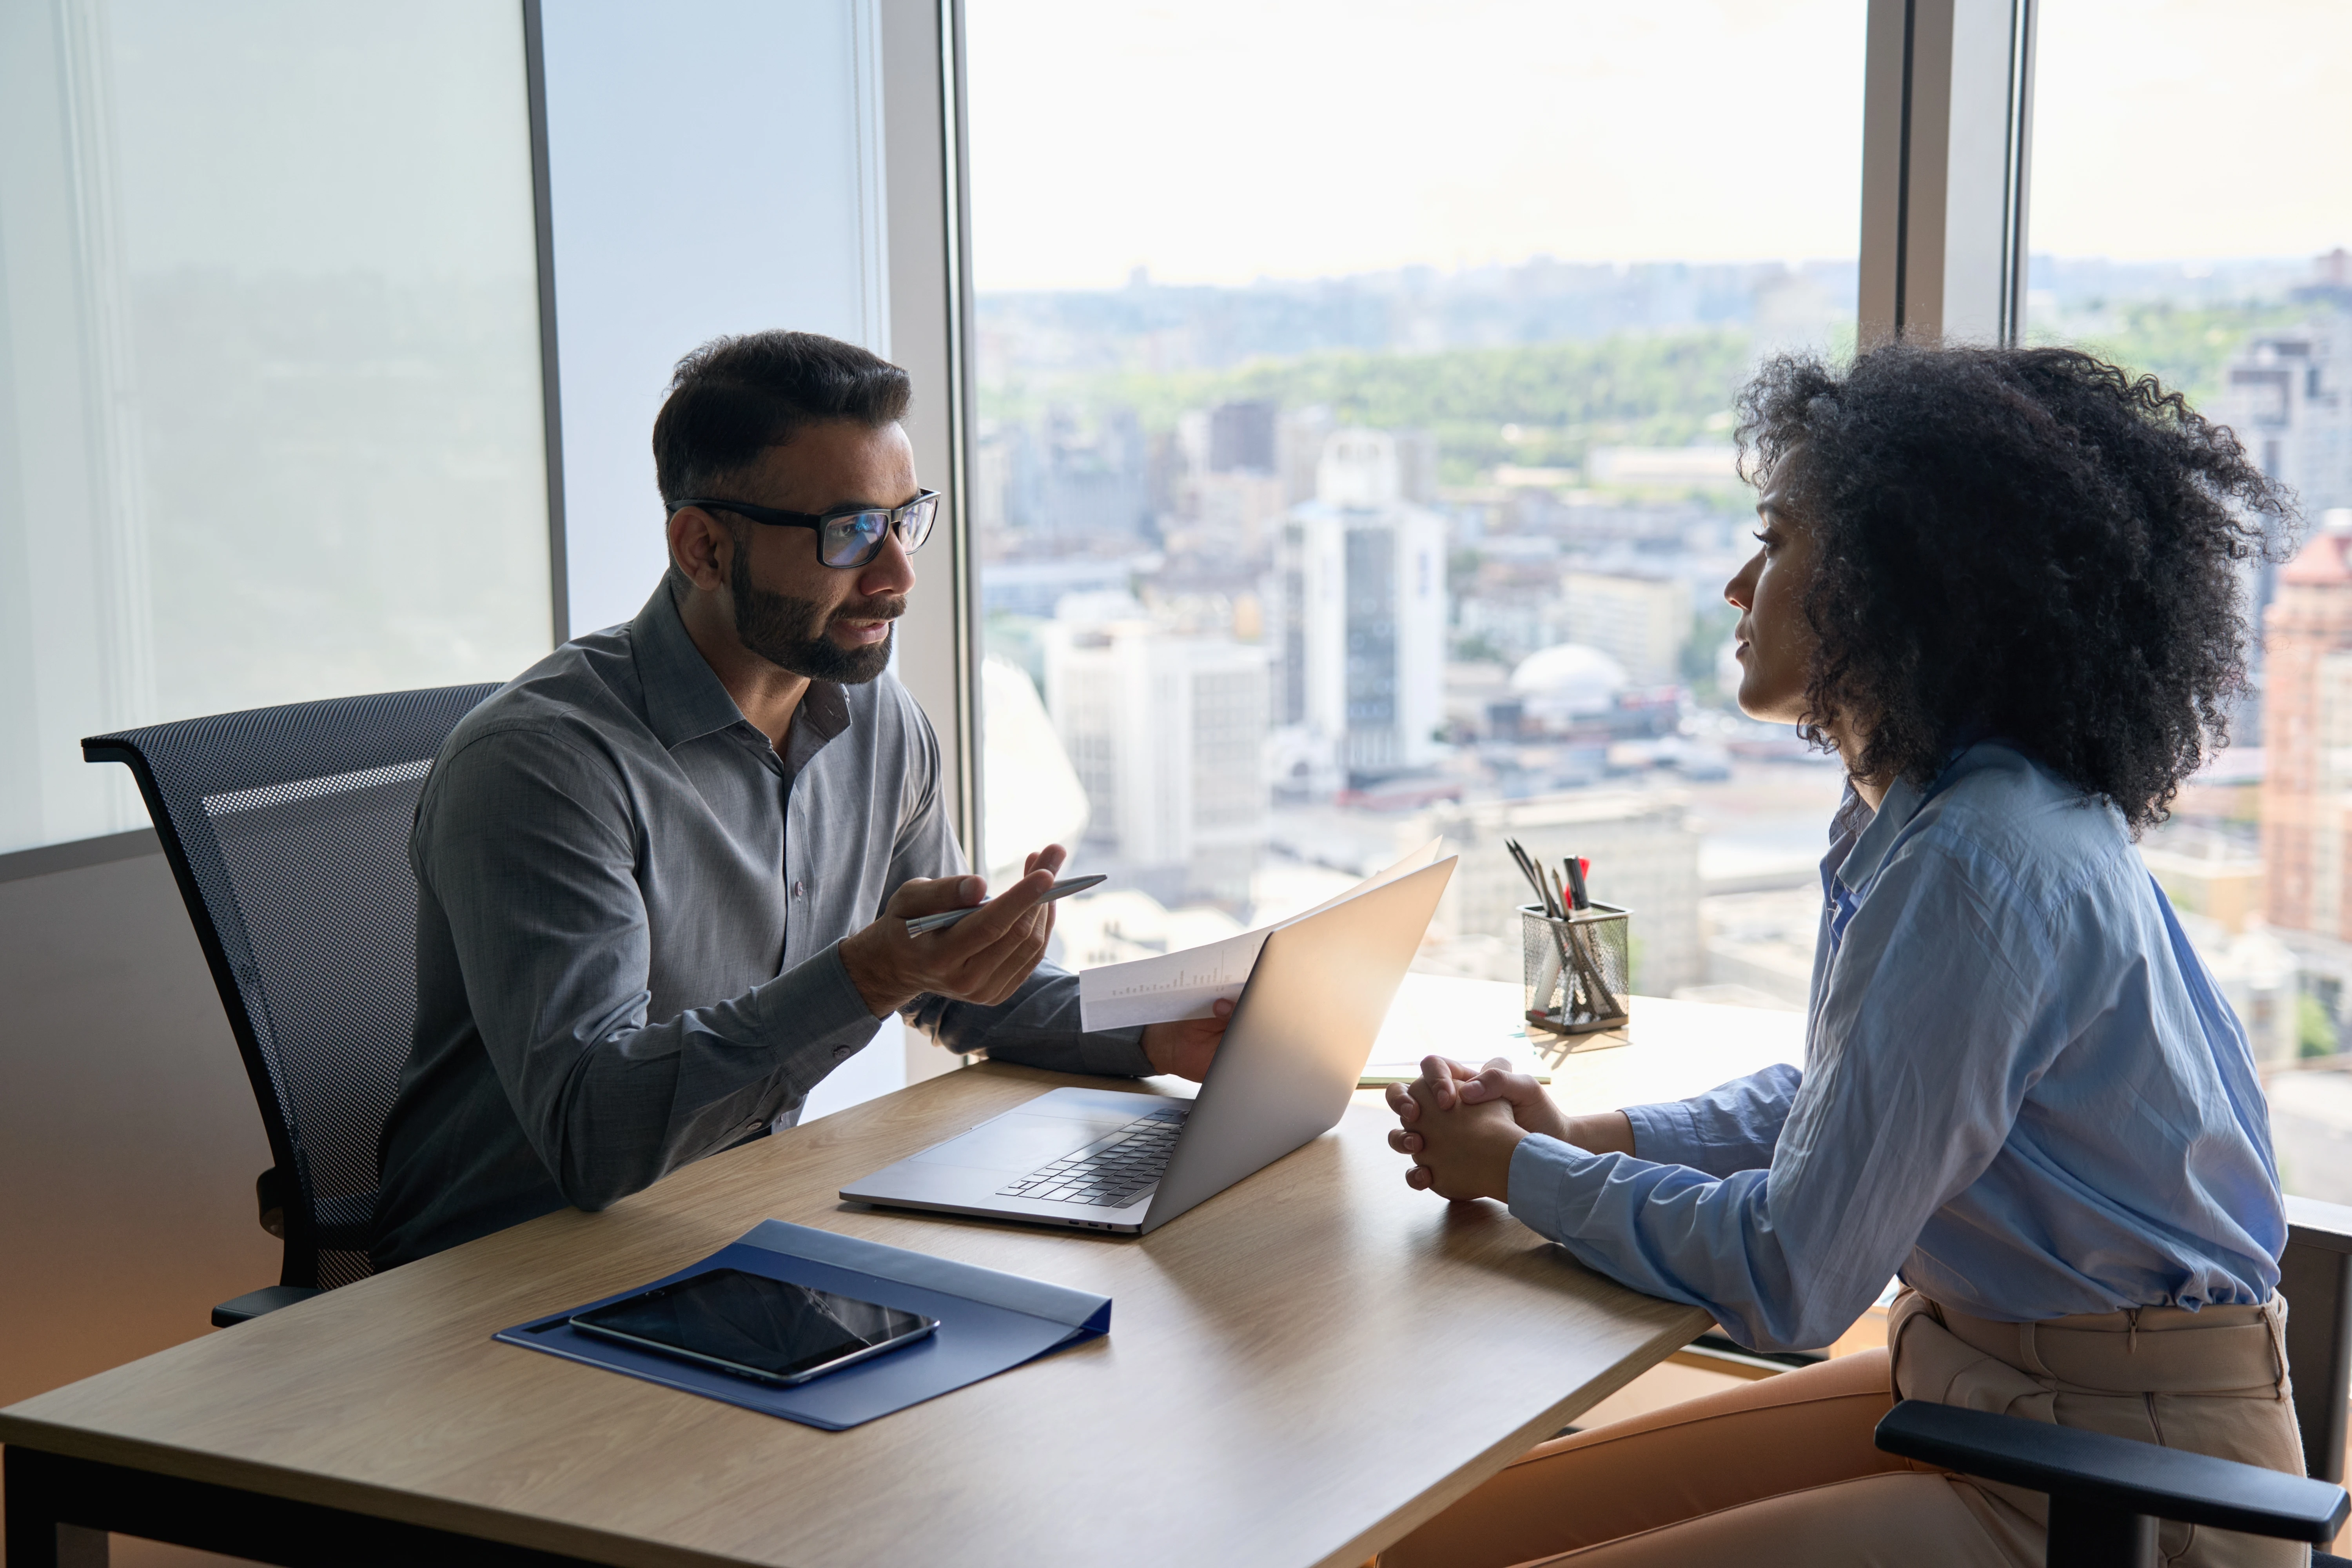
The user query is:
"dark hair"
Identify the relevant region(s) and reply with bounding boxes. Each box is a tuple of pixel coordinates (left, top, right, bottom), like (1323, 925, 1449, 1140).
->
(1736, 343, 2296, 831)
(652, 330, 911, 509)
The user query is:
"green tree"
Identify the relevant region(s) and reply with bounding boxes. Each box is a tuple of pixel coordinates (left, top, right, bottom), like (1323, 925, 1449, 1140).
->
(2298, 991, 2339, 1060)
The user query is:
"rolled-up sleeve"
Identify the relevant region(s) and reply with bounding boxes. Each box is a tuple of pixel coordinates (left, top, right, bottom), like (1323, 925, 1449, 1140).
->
(1505, 838, 2058, 1351)
(421, 729, 884, 1211)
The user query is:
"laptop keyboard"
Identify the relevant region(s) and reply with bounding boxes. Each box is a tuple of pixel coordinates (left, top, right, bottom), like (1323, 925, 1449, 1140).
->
(996, 1104, 1189, 1209)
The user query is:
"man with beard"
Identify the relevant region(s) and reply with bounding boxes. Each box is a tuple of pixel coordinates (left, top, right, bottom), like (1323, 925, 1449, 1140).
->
(370, 332, 1227, 1267)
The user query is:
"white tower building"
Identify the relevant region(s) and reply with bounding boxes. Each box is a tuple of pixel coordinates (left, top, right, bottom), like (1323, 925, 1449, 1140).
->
(1273, 429, 1447, 782)
(1041, 618, 1270, 903)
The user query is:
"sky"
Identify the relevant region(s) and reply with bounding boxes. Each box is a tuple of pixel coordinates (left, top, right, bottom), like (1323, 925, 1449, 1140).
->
(2030, 0, 2352, 262)
(965, 0, 2352, 292)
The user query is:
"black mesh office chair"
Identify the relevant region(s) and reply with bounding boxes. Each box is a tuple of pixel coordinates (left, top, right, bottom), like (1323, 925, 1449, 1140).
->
(84, 684, 498, 1327)
(1876, 1197, 2352, 1568)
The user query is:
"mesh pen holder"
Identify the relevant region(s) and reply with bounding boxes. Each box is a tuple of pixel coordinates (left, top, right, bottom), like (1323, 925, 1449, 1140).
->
(1522, 902, 1632, 1042)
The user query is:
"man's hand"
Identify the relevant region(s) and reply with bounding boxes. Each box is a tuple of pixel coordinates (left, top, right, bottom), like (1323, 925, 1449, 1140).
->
(1140, 999, 1233, 1082)
(1390, 1071, 1528, 1202)
(838, 845, 1069, 1017)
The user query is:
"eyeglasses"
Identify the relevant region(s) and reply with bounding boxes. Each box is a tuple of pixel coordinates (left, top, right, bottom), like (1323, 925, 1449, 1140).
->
(671, 490, 940, 570)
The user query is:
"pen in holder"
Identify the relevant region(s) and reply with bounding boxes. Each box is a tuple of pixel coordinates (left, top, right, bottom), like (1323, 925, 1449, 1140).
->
(1522, 902, 1632, 1046)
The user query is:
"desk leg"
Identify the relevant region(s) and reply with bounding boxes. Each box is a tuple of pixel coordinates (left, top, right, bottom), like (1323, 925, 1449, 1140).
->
(4, 1452, 103, 1568)
(5, 1447, 601, 1568)
(58, 1524, 110, 1568)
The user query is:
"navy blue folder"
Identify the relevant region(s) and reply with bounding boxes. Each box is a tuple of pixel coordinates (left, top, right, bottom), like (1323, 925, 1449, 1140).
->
(495, 1220, 1112, 1430)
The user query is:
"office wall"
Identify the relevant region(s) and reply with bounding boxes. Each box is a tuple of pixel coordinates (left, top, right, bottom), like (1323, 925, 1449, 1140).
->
(0, 853, 272, 1568)
(0, 839, 279, 1408)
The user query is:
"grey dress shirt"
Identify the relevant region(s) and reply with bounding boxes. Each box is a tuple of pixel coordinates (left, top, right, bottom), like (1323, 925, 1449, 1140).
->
(371, 582, 1149, 1267)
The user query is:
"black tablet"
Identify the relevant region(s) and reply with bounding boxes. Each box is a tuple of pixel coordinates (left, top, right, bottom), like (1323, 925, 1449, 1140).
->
(570, 1268, 937, 1387)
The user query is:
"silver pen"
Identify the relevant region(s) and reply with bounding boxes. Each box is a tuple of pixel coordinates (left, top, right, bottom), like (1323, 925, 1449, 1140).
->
(902, 874, 1106, 935)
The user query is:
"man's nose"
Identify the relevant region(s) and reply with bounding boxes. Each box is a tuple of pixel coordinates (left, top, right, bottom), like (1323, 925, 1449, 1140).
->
(858, 531, 917, 598)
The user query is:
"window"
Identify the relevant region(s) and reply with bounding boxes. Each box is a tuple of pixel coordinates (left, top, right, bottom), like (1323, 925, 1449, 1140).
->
(0, 0, 552, 856)
(2028, 0, 2352, 1201)
(967, 0, 1863, 996)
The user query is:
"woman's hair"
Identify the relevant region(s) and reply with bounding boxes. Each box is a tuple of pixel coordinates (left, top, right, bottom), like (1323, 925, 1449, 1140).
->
(1736, 343, 2296, 831)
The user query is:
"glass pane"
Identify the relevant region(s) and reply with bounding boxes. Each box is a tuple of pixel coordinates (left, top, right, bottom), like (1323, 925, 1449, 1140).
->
(0, 0, 551, 855)
(2029, 0, 2352, 1201)
(967, 0, 1862, 1005)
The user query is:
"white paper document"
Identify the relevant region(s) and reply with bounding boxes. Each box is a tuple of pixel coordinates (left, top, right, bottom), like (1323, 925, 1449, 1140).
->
(1077, 840, 1443, 1031)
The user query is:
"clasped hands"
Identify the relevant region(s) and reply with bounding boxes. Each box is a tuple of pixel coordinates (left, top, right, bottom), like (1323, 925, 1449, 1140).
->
(1387, 1056, 1635, 1202)
(837, 842, 1229, 1081)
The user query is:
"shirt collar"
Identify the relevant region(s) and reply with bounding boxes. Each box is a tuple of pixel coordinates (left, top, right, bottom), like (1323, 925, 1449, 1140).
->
(1835, 772, 1928, 895)
(1831, 736, 2018, 895)
(631, 581, 753, 749)
(793, 677, 852, 753)
(630, 581, 858, 761)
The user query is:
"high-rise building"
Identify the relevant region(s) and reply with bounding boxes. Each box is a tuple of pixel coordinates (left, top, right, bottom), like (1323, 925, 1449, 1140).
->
(2261, 523, 2352, 939)
(1208, 399, 1279, 474)
(1559, 571, 1693, 685)
(1000, 405, 1154, 550)
(2217, 311, 2352, 516)
(1278, 405, 1336, 505)
(1183, 470, 1287, 561)
(1270, 429, 1447, 781)
(2216, 311, 2352, 634)
(1393, 428, 1439, 505)
(1041, 618, 1271, 904)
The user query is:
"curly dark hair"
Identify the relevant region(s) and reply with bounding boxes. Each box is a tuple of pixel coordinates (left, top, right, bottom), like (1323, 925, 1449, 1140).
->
(1736, 343, 2295, 831)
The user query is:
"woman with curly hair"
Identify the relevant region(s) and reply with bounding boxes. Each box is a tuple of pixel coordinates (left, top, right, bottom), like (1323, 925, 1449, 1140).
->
(1381, 344, 2305, 1568)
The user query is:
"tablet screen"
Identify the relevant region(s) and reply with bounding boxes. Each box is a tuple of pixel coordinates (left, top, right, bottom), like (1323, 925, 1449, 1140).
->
(572, 1268, 931, 1380)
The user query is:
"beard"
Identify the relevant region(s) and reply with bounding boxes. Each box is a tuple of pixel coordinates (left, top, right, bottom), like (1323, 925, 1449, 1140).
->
(729, 546, 902, 684)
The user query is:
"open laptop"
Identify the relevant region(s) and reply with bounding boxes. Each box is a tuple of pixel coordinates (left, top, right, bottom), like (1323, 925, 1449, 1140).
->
(839, 856, 1456, 1235)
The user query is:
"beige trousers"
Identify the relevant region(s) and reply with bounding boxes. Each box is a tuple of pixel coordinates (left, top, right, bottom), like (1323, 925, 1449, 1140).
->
(1380, 1290, 2308, 1568)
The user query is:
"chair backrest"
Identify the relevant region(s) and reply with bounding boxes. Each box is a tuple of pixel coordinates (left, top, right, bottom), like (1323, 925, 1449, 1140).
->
(85, 684, 498, 1291)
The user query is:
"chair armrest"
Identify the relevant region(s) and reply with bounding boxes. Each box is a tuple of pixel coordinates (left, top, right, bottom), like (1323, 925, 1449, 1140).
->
(2288, 1194, 2352, 1256)
(1874, 1400, 2349, 1544)
(212, 1286, 321, 1328)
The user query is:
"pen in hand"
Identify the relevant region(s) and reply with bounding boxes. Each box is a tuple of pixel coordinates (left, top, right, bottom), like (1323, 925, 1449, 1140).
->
(902, 874, 1107, 936)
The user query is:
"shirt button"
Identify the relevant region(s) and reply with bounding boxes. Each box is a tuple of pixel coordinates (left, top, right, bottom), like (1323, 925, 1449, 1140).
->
(833, 1044, 854, 1059)
(792, 881, 804, 899)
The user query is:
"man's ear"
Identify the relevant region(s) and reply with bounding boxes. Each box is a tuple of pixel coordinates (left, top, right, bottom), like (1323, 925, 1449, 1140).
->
(666, 505, 732, 593)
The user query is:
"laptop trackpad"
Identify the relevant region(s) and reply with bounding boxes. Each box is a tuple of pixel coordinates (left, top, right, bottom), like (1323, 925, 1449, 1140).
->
(906, 1111, 1128, 1174)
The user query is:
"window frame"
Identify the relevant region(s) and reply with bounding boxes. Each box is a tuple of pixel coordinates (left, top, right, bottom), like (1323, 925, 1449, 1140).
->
(1858, 0, 2038, 348)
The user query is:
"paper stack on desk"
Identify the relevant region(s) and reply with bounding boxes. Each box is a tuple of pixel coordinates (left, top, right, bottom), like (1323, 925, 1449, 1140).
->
(1077, 840, 1443, 1030)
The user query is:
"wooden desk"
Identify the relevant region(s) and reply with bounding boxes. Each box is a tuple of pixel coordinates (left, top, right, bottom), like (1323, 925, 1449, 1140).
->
(2, 998, 1787, 1568)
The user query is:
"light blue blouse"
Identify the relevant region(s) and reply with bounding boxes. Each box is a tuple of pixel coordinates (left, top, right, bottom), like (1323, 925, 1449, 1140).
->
(1505, 742, 2286, 1352)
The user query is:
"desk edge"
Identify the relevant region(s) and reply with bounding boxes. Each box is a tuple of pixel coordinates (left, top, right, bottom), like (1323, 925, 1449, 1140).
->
(1319, 1301, 1714, 1568)
(0, 1413, 741, 1568)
